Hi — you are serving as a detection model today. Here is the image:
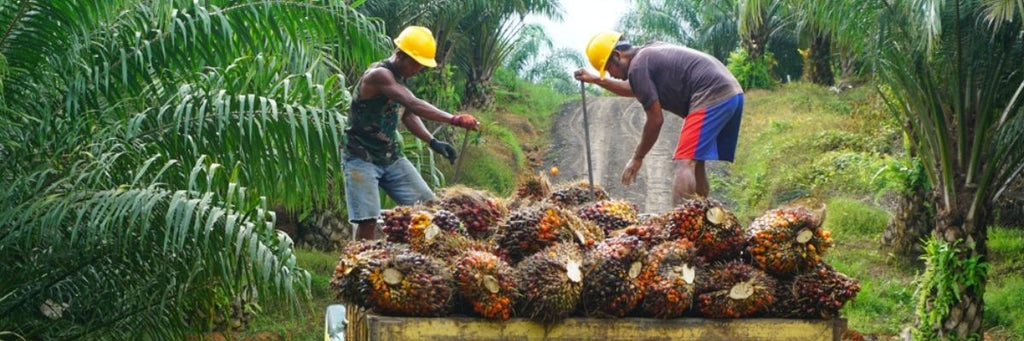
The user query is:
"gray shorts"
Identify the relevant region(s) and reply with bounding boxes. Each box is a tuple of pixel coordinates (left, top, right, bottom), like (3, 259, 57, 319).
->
(343, 156, 436, 223)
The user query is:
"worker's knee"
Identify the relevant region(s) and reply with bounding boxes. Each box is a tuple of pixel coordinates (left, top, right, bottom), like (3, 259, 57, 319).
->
(673, 159, 699, 176)
(353, 219, 380, 240)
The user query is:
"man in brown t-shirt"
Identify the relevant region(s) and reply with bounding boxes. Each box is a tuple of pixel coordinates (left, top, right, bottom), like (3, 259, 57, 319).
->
(574, 31, 744, 206)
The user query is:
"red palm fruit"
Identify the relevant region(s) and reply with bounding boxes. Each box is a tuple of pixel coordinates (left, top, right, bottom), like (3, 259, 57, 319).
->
(453, 250, 521, 320)
(639, 239, 705, 318)
(665, 199, 746, 261)
(381, 206, 415, 243)
(415, 228, 505, 263)
(577, 200, 639, 234)
(786, 263, 860, 319)
(330, 240, 400, 307)
(516, 243, 585, 323)
(581, 235, 647, 317)
(549, 180, 609, 207)
(612, 216, 672, 248)
(513, 172, 553, 203)
(439, 186, 507, 240)
(431, 209, 464, 234)
(697, 262, 776, 318)
(359, 248, 454, 316)
(747, 207, 833, 277)
(498, 204, 600, 263)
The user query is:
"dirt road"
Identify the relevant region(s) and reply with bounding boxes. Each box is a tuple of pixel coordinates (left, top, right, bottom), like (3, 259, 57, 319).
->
(544, 97, 685, 214)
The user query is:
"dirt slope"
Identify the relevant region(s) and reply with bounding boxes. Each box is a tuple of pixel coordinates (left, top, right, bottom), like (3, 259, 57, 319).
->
(544, 97, 686, 214)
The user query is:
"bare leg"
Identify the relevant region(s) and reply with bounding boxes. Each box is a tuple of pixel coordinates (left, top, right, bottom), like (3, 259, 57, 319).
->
(354, 220, 380, 240)
(695, 160, 709, 197)
(672, 159, 698, 206)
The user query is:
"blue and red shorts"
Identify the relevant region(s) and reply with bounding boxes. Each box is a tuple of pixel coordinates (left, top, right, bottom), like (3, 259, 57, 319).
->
(674, 94, 744, 162)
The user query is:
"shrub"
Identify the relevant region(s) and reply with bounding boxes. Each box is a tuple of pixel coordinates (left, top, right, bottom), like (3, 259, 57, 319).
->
(727, 49, 778, 90)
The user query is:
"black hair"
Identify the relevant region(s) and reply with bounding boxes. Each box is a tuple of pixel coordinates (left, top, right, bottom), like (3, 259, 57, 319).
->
(607, 35, 632, 65)
(613, 35, 632, 51)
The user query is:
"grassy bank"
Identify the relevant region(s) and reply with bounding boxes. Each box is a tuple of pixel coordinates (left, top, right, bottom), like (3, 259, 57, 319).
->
(433, 70, 570, 196)
(725, 83, 1024, 339)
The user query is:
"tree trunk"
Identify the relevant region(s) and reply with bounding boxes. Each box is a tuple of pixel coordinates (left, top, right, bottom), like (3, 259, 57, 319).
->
(802, 34, 834, 86)
(915, 198, 989, 340)
(881, 183, 933, 256)
(742, 33, 768, 60)
(994, 175, 1024, 226)
(463, 76, 494, 110)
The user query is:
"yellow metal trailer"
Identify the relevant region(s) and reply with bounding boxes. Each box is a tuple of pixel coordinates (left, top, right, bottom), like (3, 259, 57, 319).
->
(342, 305, 847, 341)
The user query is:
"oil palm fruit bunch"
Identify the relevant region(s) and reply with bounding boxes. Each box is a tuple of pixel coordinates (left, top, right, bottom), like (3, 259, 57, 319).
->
(453, 250, 521, 320)
(497, 204, 584, 263)
(330, 240, 400, 307)
(516, 243, 585, 323)
(439, 186, 507, 239)
(580, 235, 646, 317)
(638, 239, 704, 318)
(431, 209, 464, 234)
(784, 264, 860, 319)
(549, 180, 609, 207)
(747, 207, 832, 277)
(381, 206, 416, 243)
(577, 200, 639, 234)
(360, 248, 454, 316)
(514, 172, 553, 203)
(697, 262, 776, 318)
(415, 227, 505, 263)
(612, 219, 672, 248)
(665, 199, 746, 261)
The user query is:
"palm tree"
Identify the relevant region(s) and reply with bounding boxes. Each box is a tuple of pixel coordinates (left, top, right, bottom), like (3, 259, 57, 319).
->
(876, 0, 1024, 338)
(619, 0, 787, 64)
(452, 0, 563, 109)
(618, 0, 738, 61)
(618, 0, 699, 46)
(738, 0, 789, 59)
(788, 0, 879, 85)
(0, 0, 388, 339)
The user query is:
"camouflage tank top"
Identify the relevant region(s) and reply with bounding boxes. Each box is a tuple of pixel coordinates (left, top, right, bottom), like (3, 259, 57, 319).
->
(344, 60, 405, 166)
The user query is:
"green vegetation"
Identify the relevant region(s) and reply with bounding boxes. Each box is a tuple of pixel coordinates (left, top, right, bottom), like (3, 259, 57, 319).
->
(727, 49, 778, 90)
(723, 82, 897, 221)
(723, 84, 1024, 338)
(240, 249, 338, 340)
(0, 1, 387, 339)
(913, 238, 990, 340)
(434, 69, 570, 196)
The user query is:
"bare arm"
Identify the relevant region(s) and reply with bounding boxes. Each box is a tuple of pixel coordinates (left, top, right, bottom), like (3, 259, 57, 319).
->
(620, 100, 664, 186)
(634, 100, 664, 160)
(401, 111, 433, 142)
(362, 68, 454, 124)
(573, 68, 634, 97)
(594, 77, 635, 97)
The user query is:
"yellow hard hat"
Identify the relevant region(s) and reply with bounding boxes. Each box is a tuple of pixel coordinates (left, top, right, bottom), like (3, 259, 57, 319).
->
(394, 26, 438, 68)
(585, 31, 623, 79)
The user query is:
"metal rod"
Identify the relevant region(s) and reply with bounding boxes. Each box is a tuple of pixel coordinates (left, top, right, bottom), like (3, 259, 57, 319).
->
(580, 80, 596, 199)
(453, 128, 471, 183)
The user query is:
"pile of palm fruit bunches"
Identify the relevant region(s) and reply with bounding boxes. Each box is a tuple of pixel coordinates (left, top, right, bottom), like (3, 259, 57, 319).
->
(331, 173, 860, 322)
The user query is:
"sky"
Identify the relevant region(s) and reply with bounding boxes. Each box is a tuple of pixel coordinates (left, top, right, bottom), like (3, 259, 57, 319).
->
(524, 0, 630, 68)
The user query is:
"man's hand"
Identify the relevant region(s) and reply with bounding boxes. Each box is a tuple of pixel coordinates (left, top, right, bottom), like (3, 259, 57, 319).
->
(451, 114, 480, 130)
(621, 156, 643, 186)
(573, 68, 599, 84)
(429, 138, 458, 164)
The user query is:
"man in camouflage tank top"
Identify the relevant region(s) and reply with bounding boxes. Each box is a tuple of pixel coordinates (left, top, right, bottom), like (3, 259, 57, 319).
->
(344, 26, 479, 240)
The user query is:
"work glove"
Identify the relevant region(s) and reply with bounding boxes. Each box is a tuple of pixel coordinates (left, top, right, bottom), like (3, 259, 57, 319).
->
(429, 138, 458, 164)
(450, 114, 480, 130)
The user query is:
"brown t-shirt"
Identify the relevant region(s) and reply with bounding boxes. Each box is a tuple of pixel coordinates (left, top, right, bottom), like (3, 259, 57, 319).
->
(628, 42, 743, 117)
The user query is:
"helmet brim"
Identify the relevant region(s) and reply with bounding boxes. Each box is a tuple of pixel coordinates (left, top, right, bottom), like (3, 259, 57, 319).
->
(411, 55, 438, 68)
